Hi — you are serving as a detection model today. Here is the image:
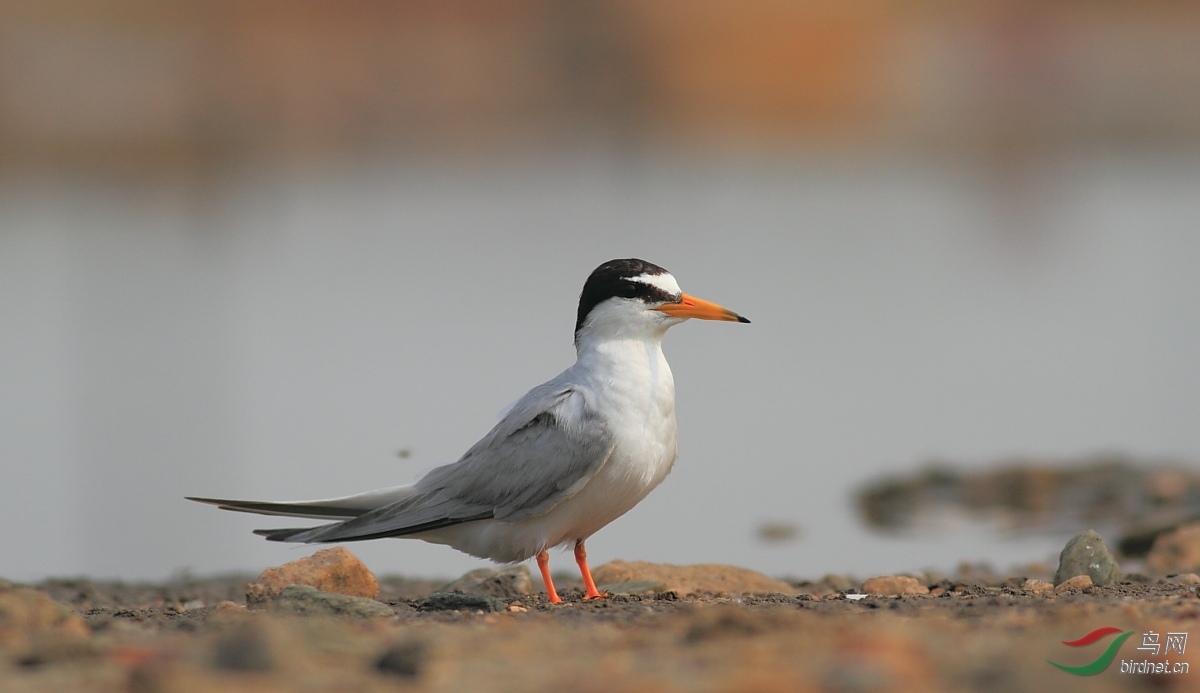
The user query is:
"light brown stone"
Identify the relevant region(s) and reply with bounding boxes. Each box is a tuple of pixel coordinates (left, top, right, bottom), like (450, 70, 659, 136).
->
(1022, 579, 1054, 594)
(0, 584, 91, 664)
(246, 547, 378, 606)
(861, 575, 930, 596)
(590, 560, 794, 596)
(1146, 524, 1200, 575)
(1168, 573, 1200, 585)
(1054, 575, 1093, 593)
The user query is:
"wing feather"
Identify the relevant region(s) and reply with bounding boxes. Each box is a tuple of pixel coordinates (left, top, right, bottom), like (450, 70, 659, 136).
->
(252, 378, 614, 543)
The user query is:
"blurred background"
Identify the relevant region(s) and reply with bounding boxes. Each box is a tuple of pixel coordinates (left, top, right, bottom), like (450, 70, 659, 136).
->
(2, 0, 1199, 583)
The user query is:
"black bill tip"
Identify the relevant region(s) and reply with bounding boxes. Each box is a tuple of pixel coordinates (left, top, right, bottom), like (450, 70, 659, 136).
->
(737, 315, 751, 324)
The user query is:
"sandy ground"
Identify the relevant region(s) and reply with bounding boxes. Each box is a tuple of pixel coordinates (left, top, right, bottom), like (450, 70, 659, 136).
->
(4, 571, 1200, 693)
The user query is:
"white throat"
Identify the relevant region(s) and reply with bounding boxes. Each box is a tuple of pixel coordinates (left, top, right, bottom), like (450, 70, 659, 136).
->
(573, 298, 682, 356)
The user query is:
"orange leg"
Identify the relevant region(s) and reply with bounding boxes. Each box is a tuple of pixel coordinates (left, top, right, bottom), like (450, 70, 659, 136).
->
(575, 540, 606, 600)
(536, 549, 561, 604)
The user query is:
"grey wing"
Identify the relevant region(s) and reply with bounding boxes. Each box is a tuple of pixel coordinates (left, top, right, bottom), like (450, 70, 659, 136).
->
(418, 386, 614, 521)
(260, 382, 614, 544)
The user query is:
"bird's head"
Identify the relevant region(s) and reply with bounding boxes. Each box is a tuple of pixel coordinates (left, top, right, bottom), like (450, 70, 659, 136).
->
(574, 258, 749, 347)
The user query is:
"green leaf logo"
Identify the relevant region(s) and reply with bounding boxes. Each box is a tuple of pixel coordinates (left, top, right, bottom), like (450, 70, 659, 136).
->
(1047, 628, 1135, 676)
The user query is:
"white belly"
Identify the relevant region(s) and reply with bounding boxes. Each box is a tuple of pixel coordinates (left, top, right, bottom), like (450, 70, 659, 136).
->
(417, 444, 676, 563)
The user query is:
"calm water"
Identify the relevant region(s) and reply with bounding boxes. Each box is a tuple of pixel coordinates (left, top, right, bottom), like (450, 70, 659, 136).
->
(2, 152, 1199, 582)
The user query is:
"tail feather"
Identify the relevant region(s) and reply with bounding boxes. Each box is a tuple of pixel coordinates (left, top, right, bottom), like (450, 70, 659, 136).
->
(187, 497, 364, 520)
(252, 512, 494, 543)
(185, 485, 415, 520)
(252, 527, 318, 542)
(189, 484, 492, 544)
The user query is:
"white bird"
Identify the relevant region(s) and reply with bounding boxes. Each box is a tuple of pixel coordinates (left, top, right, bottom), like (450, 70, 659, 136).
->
(189, 258, 749, 602)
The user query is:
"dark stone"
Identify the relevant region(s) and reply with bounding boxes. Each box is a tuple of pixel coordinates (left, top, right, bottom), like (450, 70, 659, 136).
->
(438, 566, 532, 598)
(270, 585, 393, 618)
(376, 641, 424, 678)
(415, 592, 501, 612)
(1054, 530, 1122, 586)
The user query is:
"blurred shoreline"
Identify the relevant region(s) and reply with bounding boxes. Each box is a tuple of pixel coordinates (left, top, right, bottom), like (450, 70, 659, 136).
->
(2, 0, 1198, 169)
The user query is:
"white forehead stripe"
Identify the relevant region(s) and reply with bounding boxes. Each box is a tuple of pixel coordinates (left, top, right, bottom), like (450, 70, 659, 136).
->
(629, 272, 681, 296)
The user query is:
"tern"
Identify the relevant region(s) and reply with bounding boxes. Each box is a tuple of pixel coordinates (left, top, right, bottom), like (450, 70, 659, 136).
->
(189, 258, 749, 602)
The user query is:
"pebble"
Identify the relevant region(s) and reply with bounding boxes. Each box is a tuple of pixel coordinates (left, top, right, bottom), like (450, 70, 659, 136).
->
(1054, 530, 1121, 586)
(1021, 579, 1054, 594)
(0, 583, 93, 665)
(861, 576, 930, 596)
(438, 566, 532, 598)
(1167, 573, 1200, 585)
(590, 560, 795, 596)
(269, 585, 394, 618)
(246, 547, 378, 607)
(1054, 575, 1093, 593)
(415, 592, 502, 613)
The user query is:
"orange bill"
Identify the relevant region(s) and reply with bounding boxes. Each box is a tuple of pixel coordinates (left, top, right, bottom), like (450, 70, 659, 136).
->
(655, 294, 750, 323)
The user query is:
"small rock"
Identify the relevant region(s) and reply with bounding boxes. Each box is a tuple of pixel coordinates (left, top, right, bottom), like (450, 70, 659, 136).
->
(1167, 573, 1200, 585)
(247, 547, 378, 607)
(1022, 579, 1054, 594)
(1054, 575, 1093, 593)
(929, 587, 946, 596)
(377, 641, 424, 678)
(590, 560, 795, 596)
(1146, 524, 1200, 576)
(415, 592, 501, 612)
(1054, 530, 1121, 586)
(597, 580, 670, 596)
(861, 576, 930, 596)
(508, 604, 527, 613)
(269, 585, 393, 618)
(438, 565, 532, 597)
(0, 584, 92, 666)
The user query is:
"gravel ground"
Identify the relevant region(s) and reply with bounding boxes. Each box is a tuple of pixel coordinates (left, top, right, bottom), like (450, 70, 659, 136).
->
(4, 574, 1199, 693)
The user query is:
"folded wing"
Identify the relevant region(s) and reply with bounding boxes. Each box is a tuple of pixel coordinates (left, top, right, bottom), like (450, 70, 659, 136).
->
(203, 380, 614, 544)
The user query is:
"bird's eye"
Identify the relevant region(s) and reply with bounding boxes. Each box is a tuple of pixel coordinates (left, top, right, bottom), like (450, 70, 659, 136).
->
(617, 283, 639, 298)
